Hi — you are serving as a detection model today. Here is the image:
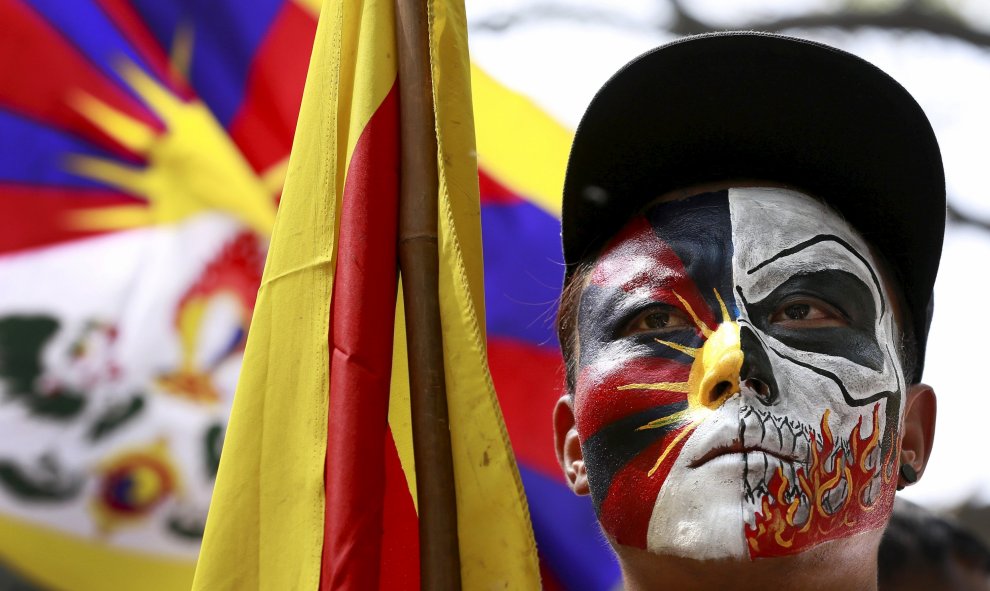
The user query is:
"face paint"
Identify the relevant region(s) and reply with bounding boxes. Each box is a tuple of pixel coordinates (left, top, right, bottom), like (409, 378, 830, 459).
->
(573, 188, 902, 560)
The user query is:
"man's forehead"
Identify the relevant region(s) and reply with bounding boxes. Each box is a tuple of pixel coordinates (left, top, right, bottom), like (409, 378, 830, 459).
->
(585, 186, 891, 317)
(725, 187, 875, 270)
(597, 186, 874, 266)
(643, 179, 791, 206)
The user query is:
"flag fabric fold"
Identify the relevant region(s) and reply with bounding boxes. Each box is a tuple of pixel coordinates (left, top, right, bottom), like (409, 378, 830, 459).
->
(192, 0, 540, 588)
(428, 2, 541, 586)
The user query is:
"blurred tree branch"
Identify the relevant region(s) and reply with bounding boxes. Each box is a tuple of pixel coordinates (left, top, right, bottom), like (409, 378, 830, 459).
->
(472, 0, 990, 46)
(470, 3, 656, 33)
(667, 0, 990, 46)
(947, 203, 990, 231)
(470, 0, 990, 233)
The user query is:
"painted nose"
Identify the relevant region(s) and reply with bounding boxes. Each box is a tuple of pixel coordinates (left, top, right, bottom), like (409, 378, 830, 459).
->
(694, 322, 743, 409)
(739, 325, 778, 405)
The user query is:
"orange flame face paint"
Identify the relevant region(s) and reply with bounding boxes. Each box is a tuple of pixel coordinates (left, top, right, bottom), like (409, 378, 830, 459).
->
(745, 404, 898, 557)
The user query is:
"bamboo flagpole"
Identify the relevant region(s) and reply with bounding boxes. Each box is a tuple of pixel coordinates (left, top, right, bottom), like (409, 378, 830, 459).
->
(395, 1, 463, 589)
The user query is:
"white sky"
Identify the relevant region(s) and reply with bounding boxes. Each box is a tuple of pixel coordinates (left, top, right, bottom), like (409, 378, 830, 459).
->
(466, 0, 990, 509)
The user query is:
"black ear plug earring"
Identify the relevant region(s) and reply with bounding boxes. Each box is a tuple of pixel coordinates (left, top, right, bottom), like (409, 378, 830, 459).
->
(897, 464, 918, 491)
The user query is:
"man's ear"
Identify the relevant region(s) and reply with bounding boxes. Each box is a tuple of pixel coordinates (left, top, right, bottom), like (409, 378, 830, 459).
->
(898, 383, 937, 488)
(553, 394, 589, 495)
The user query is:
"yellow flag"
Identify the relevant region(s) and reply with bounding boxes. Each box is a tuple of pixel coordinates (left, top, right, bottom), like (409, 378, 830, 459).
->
(192, 0, 540, 588)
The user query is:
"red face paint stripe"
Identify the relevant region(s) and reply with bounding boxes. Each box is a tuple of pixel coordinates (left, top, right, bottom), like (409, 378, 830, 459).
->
(574, 359, 690, 438)
(320, 82, 400, 591)
(598, 425, 693, 548)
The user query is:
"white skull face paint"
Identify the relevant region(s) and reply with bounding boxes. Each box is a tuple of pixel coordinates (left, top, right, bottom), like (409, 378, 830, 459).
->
(574, 187, 903, 560)
(730, 188, 902, 555)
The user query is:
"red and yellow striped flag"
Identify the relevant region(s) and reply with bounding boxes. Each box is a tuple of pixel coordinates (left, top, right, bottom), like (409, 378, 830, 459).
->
(191, 0, 540, 589)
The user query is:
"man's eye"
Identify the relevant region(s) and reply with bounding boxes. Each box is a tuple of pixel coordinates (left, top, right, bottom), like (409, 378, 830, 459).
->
(784, 303, 810, 320)
(625, 307, 691, 335)
(644, 311, 672, 329)
(770, 298, 847, 327)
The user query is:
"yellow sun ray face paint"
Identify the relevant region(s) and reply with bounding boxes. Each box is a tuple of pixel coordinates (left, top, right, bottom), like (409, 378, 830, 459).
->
(653, 339, 698, 358)
(571, 187, 904, 559)
(617, 382, 689, 393)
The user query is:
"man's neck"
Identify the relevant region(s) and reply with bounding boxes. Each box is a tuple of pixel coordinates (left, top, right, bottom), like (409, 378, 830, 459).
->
(615, 533, 881, 591)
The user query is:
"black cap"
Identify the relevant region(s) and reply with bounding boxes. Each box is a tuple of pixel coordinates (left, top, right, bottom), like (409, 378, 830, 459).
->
(562, 31, 945, 382)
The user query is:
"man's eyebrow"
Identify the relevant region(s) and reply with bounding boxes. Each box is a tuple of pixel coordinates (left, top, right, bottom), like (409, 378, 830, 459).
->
(746, 233, 885, 317)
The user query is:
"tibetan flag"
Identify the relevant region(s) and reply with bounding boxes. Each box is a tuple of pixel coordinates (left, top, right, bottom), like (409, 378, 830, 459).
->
(471, 67, 623, 590)
(0, 1, 317, 589)
(192, 0, 540, 589)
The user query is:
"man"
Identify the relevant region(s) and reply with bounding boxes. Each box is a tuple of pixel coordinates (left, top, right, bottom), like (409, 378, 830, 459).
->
(552, 33, 941, 590)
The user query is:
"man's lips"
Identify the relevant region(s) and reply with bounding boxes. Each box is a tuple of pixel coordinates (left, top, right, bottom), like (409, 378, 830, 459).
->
(689, 440, 804, 468)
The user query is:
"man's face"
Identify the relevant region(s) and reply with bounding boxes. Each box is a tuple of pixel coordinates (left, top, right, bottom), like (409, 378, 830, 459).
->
(573, 187, 904, 560)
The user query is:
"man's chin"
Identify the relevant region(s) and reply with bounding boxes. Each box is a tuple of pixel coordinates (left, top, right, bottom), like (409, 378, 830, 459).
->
(610, 530, 885, 591)
(642, 456, 750, 560)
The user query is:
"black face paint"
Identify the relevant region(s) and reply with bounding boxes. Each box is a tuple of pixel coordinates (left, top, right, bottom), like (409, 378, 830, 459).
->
(740, 269, 884, 371)
(746, 234, 886, 318)
(739, 325, 778, 405)
(581, 400, 688, 515)
(577, 283, 701, 369)
(644, 191, 736, 320)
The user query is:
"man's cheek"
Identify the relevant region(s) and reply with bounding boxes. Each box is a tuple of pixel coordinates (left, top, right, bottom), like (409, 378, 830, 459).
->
(743, 402, 899, 558)
(573, 357, 696, 549)
(734, 331, 902, 557)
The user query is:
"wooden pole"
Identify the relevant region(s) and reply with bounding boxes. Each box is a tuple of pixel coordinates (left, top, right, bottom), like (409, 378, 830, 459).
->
(394, 1, 462, 589)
